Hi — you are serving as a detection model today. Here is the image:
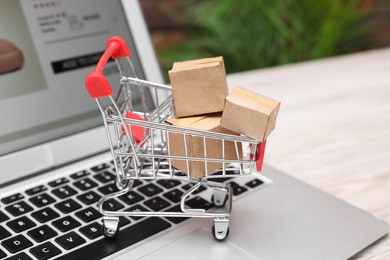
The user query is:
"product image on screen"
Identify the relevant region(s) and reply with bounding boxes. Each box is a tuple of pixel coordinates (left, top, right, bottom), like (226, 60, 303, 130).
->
(0, 39, 24, 74)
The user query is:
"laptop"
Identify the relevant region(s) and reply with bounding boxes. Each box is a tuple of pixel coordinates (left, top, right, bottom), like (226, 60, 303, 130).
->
(0, 0, 387, 259)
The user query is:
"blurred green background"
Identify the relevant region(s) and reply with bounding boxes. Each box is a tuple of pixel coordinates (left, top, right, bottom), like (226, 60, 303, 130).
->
(140, 0, 390, 78)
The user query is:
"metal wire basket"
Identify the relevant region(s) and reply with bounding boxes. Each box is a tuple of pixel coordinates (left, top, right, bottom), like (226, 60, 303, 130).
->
(85, 36, 265, 240)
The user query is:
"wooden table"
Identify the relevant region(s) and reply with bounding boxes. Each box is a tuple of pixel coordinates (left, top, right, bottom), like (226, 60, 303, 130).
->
(226, 48, 390, 259)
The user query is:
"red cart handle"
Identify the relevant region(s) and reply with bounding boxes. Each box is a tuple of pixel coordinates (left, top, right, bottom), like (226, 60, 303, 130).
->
(85, 36, 131, 98)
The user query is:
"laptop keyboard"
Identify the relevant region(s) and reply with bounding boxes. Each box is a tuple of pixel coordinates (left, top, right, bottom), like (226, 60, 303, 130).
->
(0, 160, 264, 260)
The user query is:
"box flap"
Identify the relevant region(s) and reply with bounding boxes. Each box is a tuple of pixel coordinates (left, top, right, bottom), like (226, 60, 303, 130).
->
(166, 113, 222, 131)
(166, 115, 207, 127)
(230, 86, 280, 109)
(172, 57, 224, 70)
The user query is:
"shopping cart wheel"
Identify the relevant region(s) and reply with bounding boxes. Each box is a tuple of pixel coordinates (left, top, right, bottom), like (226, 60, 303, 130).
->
(102, 216, 120, 238)
(212, 218, 230, 241)
(211, 187, 228, 207)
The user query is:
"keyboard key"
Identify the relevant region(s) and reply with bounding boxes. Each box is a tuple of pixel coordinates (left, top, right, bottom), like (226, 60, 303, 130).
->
(51, 185, 77, 199)
(55, 231, 86, 250)
(126, 205, 149, 220)
(75, 207, 102, 223)
(1, 235, 33, 253)
(70, 170, 90, 180)
(118, 216, 131, 227)
(144, 197, 170, 211)
(55, 218, 171, 260)
(206, 176, 234, 183)
(0, 210, 10, 222)
(97, 183, 119, 195)
(55, 199, 82, 214)
(7, 216, 36, 233)
(246, 178, 264, 188)
(186, 196, 213, 211)
(0, 249, 6, 259)
(138, 183, 163, 197)
(3, 252, 33, 260)
(48, 177, 69, 187)
(163, 189, 184, 203)
(5, 201, 33, 217)
(29, 242, 61, 260)
(157, 179, 181, 189)
(181, 183, 207, 194)
(27, 225, 58, 242)
(90, 163, 110, 172)
(76, 191, 101, 205)
(31, 207, 60, 223)
(118, 191, 144, 205)
(0, 226, 12, 240)
(25, 185, 48, 196)
(52, 216, 81, 233)
(102, 199, 124, 211)
(73, 178, 98, 191)
(1, 193, 24, 205)
(93, 171, 115, 183)
(131, 179, 143, 188)
(229, 181, 248, 196)
(29, 193, 56, 208)
(79, 222, 102, 240)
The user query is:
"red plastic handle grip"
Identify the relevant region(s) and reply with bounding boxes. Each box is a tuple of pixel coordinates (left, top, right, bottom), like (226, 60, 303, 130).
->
(85, 36, 131, 99)
(250, 139, 267, 172)
(122, 113, 150, 146)
(255, 139, 267, 172)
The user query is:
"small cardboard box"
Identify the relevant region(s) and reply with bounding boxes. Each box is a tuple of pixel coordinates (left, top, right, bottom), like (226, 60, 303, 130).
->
(221, 87, 281, 141)
(168, 57, 229, 117)
(166, 114, 242, 179)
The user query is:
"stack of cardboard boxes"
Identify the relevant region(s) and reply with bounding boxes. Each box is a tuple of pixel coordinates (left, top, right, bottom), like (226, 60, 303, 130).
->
(167, 57, 280, 179)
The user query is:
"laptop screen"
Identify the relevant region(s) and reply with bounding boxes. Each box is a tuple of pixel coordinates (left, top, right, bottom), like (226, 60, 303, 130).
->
(0, 0, 150, 156)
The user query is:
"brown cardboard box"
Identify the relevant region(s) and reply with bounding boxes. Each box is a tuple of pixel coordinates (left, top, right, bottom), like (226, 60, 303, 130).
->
(168, 57, 229, 117)
(166, 114, 242, 179)
(221, 86, 281, 141)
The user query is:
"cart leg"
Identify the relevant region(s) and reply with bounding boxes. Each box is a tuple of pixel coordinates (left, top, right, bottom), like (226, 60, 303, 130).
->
(211, 187, 229, 207)
(116, 177, 135, 191)
(102, 216, 120, 238)
(212, 217, 230, 241)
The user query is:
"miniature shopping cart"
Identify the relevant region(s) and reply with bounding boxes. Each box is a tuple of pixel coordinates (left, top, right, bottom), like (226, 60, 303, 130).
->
(85, 36, 266, 240)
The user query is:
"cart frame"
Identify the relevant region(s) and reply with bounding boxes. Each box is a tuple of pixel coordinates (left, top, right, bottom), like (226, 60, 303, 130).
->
(85, 36, 265, 240)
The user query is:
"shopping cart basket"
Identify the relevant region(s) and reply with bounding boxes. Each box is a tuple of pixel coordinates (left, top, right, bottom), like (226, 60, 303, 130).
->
(85, 36, 266, 240)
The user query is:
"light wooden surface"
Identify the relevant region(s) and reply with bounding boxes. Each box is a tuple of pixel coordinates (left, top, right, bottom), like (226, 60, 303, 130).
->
(226, 48, 390, 260)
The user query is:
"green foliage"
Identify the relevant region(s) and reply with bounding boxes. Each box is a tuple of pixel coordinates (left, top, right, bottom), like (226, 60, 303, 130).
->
(159, 0, 368, 74)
